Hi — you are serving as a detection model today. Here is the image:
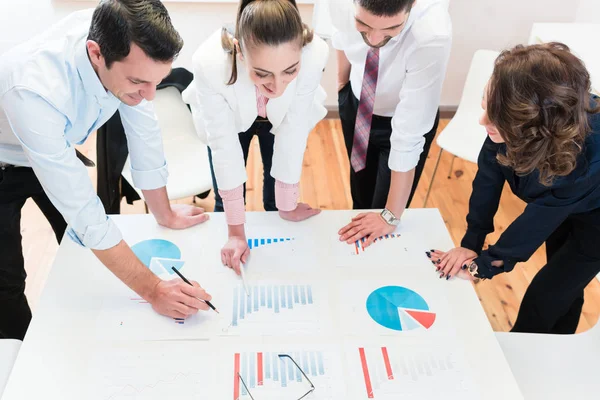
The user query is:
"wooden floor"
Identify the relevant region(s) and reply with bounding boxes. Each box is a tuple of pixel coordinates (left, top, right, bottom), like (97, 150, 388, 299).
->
(22, 118, 600, 332)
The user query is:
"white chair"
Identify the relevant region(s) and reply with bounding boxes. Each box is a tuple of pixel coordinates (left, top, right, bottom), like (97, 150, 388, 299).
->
(423, 50, 500, 207)
(0, 339, 21, 398)
(122, 86, 213, 210)
(495, 312, 600, 400)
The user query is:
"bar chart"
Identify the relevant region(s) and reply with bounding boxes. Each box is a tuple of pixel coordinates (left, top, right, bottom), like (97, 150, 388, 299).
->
(225, 283, 327, 335)
(353, 234, 401, 255)
(230, 348, 346, 400)
(247, 237, 294, 250)
(348, 342, 479, 399)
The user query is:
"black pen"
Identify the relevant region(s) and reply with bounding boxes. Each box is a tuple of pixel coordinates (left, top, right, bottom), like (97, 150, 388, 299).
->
(171, 267, 219, 314)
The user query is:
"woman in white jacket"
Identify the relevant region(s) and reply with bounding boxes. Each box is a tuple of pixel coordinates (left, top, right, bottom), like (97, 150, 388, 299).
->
(183, 0, 329, 273)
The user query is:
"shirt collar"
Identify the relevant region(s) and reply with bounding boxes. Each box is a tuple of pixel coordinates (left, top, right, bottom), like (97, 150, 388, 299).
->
(75, 41, 111, 101)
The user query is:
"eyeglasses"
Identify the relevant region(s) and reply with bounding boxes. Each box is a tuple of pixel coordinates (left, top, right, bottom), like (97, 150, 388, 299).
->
(238, 354, 315, 400)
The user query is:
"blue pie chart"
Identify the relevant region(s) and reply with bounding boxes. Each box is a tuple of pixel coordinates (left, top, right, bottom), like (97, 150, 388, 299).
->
(131, 239, 184, 275)
(366, 286, 436, 331)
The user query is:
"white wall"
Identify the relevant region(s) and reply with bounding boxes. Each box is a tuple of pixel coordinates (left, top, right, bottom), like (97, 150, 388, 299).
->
(442, 0, 581, 107)
(0, 0, 593, 109)
(575, 0, 600, 23)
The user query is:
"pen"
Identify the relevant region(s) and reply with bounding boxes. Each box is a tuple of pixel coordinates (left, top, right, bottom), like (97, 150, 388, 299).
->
(171, 267, 219, 313)
(239, 262, 250, 297)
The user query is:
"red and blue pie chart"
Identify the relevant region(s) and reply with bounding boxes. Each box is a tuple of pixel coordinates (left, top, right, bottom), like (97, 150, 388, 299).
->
(366, 286, 436, 331)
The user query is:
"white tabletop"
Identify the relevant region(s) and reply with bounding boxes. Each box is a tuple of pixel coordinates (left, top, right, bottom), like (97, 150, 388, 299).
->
(529, 23, 600, 95)
(1, 210, 523, 400)
(0, 340, 21, 399)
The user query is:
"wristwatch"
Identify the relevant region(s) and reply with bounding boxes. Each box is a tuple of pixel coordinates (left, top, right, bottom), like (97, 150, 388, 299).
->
(380, 208, 400, 226)
(467, 260, 486, 281)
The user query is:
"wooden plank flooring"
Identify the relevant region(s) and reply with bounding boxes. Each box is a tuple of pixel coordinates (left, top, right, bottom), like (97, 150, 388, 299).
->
(21, 118, 600, 332)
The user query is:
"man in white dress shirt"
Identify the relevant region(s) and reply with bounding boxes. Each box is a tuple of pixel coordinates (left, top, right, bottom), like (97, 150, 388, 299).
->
(332, 0, 452, 246)
(0, 0, 212, 340)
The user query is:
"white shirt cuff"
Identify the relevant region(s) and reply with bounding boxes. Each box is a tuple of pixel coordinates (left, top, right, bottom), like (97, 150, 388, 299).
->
(130, 162, 169, 190)
(388, 148, 420, 172)
(67, 217, 123, 250)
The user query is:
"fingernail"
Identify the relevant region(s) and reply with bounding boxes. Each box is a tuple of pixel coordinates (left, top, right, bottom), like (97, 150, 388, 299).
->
(436, 266, 441, 271)
(462, 264, 468, 270)
(446, 275, 451, 280)
(439, 273, 444, 278)
(430, 249, 435, 252)
(431, 261, 436, 266)
(426, 252, 431, 258)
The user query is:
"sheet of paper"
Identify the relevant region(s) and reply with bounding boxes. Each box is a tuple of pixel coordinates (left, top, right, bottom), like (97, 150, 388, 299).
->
(331, 230, 428, 268)
(344, 337, 481, 400)
(95, 292, 224, 340)
(86, 341, 218, 400)
(214, 340, 348, 400)
(335, 277, 457, 337)
(217, 280, 333, 337)
(242, 223, 323, 274)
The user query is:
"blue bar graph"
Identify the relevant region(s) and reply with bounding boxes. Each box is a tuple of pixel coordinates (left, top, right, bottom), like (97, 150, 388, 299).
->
(272, 353, 279, 381)
(318, 352, 325, 375)
(250, 352, 256, 388)
(232, 287, 239, 327)
(241, 353, 248, 396)
(231, 284, 316, 327)
(253, 286, 259, 312)
(268, 286, 273, 309)
(247, 237, 294, 250)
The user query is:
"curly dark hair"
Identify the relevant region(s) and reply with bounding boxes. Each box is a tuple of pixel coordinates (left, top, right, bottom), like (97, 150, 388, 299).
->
(487, 42, 600, 186)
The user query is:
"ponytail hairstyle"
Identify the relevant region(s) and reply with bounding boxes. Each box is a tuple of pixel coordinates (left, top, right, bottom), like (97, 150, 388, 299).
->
(221, 0, 314, 85)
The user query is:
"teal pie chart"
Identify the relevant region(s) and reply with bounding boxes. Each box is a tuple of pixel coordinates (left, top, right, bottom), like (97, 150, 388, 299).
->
(131, 239, 185, 276)
(366, 286, 437, 331)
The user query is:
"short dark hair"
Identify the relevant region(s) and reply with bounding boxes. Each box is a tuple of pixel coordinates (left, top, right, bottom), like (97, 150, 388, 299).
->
(354, 0, 415, 16)
(88, 0, 183, 68)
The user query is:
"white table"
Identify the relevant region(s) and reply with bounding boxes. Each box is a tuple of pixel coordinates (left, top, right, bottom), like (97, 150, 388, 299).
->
(0, 340, 21, 399)
(1, 210, 523, 400)
(529, 23, 600, 95)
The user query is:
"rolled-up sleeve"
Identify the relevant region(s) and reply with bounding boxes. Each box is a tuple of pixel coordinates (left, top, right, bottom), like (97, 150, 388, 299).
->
(1, 88, 122, 250)
(389, 40, 451, 172)
(191, 66, 246, 190)
(119, 100, 168, 190)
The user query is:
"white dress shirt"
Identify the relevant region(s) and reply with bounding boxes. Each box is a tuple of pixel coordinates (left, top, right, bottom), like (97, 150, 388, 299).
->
(0, 9, 168, 250)
(182, 29, 329, 191)
(328, 0, 452, 172)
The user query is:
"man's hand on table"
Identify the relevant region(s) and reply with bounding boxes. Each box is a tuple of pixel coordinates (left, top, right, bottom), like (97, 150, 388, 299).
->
(279, 202, 321, 222)
(148, 279, 213, 319)
(338, 212, 396, 248)
(157, 204, 209, 229)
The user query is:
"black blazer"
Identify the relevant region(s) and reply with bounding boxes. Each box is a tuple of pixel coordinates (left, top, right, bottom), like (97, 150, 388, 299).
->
(461, 97, 600, 278)
(96, 68, 194, 213)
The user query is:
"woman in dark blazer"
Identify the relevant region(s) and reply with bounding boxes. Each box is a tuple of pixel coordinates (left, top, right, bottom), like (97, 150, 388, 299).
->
(430, 42, 600, 334)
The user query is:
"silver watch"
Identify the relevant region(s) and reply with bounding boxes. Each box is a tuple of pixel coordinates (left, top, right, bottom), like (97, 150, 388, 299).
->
(380, 208, 400, 226)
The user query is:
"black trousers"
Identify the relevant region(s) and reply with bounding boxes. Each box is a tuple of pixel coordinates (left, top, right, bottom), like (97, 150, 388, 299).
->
(0, 166, 66, 340)
(208, 118, 277, 212)
(511, 207, 600, 334)
(338, 82, 438, 209)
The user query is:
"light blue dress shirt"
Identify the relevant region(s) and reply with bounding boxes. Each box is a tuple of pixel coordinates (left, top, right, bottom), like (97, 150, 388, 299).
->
(0, 9, 168, 250)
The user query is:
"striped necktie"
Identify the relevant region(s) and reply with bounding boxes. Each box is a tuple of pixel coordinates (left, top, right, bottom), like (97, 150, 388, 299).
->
(350, 47, 380, 172)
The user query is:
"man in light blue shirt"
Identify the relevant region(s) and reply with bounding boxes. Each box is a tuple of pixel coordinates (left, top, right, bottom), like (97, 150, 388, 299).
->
(0, 0, 212, 340)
